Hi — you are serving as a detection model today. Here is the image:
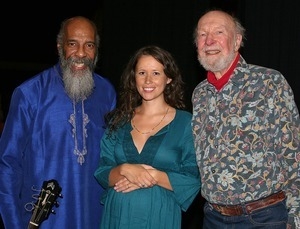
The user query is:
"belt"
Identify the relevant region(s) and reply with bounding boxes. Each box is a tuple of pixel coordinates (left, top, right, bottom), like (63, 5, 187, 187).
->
(211, 191, 286, 216)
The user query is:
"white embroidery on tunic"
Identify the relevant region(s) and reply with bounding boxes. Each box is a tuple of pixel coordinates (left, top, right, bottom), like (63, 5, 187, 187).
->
(69, 100, 89, 165)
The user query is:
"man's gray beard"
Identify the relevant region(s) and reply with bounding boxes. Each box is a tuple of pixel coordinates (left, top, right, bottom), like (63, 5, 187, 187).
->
(59, 50, 96, 102)
(198, 50, 236, 73)
(62, 68, 95, 102)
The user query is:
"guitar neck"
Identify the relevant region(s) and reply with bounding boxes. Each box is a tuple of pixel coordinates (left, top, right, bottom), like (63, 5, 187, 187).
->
(27, 179, 62, 229)
(28, 221, 39, 229)
(27, 206, 41, 229)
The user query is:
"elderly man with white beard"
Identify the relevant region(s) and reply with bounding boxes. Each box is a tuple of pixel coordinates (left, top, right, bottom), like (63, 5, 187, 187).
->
(0, 16, 116, 229)
(191, 10, 300, 229)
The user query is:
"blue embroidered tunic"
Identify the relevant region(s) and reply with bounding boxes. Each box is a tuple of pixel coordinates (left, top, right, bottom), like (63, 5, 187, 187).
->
(192, 55, 300, 227)
(0, 63, 116, 229)
(94, 110, 200, 229)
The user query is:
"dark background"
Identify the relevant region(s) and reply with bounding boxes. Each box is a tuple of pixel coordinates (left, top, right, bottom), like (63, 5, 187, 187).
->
(0, 0, 299, 228)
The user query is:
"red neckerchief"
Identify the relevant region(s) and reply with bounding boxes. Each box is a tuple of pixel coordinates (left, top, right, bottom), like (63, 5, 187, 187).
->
(207, 53, 240, 91)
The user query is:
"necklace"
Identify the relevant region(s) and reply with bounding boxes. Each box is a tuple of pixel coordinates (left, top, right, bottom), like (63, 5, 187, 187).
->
(132, 107, 169, 135)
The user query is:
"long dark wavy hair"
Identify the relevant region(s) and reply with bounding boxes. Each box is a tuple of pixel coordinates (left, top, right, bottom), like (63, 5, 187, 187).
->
(106, 45, 186, 134)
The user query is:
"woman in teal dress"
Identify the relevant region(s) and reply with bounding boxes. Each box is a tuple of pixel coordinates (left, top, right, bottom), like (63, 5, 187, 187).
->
(94, 45, 201, 229)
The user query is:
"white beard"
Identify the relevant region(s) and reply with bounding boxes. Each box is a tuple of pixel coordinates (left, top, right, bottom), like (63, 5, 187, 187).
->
(198, 43, 236, 73)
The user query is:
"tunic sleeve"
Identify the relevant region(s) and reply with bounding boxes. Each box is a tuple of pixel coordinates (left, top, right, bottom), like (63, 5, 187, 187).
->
(94, 129, 118, 189)
(167, 114, 201, 211)
(0, 87, 33, 228)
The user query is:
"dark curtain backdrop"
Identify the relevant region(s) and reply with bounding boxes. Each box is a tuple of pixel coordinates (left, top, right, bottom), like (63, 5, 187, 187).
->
(242, 1, 300, 106)
(0, 1, 299, 228)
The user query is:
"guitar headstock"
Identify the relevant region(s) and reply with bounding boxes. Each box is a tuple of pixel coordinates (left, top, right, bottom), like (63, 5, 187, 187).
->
(28, 179, 62, 229)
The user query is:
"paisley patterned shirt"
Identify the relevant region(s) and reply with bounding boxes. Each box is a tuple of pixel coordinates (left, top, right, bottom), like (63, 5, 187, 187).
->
(192, 55, 300, 227)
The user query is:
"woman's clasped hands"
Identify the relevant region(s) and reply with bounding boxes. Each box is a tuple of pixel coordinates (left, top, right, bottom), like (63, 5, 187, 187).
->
(114, 163, 157, 193)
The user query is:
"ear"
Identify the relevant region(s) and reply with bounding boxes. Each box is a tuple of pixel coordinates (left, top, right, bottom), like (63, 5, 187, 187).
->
(167, 78, 172, 84)
(234, 34, 242, 51)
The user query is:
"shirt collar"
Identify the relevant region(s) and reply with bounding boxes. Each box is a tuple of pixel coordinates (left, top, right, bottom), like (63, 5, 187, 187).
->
(207, 53, 240, 91)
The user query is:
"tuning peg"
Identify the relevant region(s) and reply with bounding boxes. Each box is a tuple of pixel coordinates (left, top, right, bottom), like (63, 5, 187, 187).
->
(51, 209, 57, 215)
(54, 201, 60, 208)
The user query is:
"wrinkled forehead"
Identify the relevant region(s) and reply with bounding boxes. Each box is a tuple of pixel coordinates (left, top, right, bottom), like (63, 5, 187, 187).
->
(198, 11, 235, 31)
(65, 18, 96, 37)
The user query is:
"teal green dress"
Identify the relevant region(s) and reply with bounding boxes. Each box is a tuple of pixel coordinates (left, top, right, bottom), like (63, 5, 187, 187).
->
(94, 110, 200, 229)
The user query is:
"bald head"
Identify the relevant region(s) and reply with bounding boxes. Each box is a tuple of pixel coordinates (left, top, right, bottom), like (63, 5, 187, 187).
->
(195, 10, 245, 48)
